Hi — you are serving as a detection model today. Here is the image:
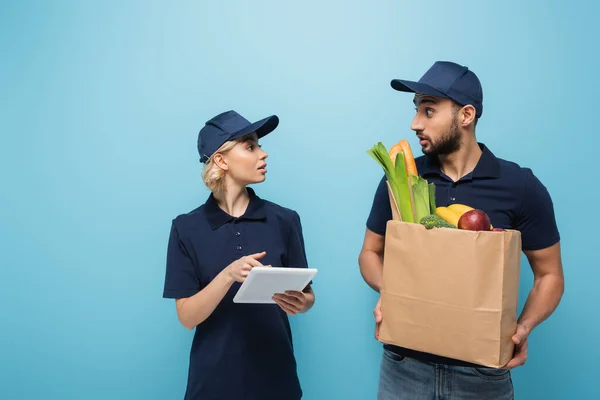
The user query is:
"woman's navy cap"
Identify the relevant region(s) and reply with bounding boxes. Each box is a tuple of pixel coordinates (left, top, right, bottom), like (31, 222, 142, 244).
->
(391, 61, 483, 118)
(197, 110, 279, 163)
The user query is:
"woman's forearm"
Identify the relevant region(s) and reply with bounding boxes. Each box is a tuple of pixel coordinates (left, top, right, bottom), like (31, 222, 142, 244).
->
(301, 286, 315, 313)
(176, 270, 235, 330)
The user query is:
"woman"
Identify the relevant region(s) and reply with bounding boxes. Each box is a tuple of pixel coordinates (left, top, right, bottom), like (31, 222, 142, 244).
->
(162, 109, 315, 400)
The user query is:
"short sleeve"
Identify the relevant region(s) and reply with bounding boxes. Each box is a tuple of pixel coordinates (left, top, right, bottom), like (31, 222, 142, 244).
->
(283, 211, 309, 269)
(517, 169, 561, 251)
(163, 221, 201, 299)
(366, 175, 393, 236)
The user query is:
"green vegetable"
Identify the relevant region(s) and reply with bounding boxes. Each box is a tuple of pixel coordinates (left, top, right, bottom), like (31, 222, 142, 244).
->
(367, 142, 414, 223)
(428, 182, 436, 212)
(419, 214, 456, 229)
(411, 174, 431, 222)
(367, 141, 439, 225)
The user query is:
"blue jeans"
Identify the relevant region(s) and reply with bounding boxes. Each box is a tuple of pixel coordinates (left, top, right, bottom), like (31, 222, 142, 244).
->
(378, 349, 514, 400)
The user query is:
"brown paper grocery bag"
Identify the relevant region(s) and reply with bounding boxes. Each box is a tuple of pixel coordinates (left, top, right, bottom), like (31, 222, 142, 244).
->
(379, 182, 522, 368)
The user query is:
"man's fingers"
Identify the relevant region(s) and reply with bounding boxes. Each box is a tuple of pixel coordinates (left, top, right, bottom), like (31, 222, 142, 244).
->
(374, 297, 382, 338)
(506, 356, 525, 370)
(506, 338, 528, 369)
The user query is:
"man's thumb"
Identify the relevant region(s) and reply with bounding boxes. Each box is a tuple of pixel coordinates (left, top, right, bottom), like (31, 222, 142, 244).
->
(513, 332, 525, 345)
(374, 309, 382, 322)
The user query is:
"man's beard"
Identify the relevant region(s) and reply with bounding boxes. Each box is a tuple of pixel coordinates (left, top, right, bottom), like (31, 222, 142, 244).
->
(422, 116, 461, 156)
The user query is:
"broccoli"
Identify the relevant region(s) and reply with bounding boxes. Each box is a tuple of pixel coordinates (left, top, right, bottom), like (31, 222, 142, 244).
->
(419, 214, 456, 229)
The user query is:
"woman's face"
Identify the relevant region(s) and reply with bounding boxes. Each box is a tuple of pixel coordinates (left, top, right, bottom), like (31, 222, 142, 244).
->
(219, 133, 268, 185)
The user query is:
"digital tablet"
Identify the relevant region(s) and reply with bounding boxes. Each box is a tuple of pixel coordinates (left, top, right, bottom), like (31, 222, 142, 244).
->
(233, 266, 318, 304)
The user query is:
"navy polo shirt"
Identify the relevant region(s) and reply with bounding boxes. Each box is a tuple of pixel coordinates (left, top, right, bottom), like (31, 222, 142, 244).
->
(163, 187, 309, 400)
(366, 142, 560, 367)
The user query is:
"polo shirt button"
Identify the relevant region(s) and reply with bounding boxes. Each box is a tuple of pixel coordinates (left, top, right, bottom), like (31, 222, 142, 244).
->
(236, 245, 242, 250)
(450, 197, 456, 201)
(235, 232, 241, 236)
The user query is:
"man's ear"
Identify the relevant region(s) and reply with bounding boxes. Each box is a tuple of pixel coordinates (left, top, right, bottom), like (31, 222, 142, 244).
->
(213, 153, 228, 171)
(460, 105, 476, 127)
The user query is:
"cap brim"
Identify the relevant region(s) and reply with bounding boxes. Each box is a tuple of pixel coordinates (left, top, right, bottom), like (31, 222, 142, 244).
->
(390, 79, 448, 98)
(230, 115, 279, 141)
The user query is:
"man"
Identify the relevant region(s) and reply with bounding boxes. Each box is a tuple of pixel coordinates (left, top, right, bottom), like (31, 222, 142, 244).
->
(358, 61, 564, 399)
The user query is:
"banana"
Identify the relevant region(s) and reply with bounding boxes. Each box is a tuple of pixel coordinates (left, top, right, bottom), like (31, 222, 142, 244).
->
(447, 203, 474, 215)
(435, 207, 460, 227)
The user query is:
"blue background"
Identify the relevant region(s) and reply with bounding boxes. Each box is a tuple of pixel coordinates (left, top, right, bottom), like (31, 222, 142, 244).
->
(1, 1, 595, 399)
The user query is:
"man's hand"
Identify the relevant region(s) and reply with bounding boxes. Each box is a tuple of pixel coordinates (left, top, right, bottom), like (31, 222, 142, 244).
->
(273, 291, 307, 316)
(505, 323, 530, 369)
(504, 241, 564, 370)
(374, 296, 383, 340)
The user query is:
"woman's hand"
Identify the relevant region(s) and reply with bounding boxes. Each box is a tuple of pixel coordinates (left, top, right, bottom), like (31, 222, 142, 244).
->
(273, 290, 310, 316)
(225, 251, 267, 283)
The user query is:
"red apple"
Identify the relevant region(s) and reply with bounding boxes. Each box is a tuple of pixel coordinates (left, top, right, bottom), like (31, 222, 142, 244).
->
(492, 227, 505, 232)
(457, 209, 492, 231)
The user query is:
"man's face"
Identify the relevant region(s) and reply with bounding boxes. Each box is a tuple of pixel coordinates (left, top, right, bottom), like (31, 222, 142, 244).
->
(411, 94, 461, 156)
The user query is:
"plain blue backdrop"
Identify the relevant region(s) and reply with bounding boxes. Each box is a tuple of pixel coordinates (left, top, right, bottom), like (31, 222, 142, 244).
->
(1, 1, 596, 399)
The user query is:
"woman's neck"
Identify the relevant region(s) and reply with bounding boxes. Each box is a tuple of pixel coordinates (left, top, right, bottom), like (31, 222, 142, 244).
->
(214, 179, 249, 217)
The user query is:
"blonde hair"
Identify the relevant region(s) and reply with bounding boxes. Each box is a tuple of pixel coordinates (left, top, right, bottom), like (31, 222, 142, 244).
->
(201, 139, 238, 195)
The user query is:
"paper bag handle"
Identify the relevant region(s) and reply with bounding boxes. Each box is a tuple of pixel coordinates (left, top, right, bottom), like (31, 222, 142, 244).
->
(386, 181, 402, 222)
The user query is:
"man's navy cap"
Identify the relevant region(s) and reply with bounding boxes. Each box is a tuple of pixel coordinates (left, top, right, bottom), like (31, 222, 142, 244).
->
(391, 61, 483, 118)
(197, 110, 279, 163)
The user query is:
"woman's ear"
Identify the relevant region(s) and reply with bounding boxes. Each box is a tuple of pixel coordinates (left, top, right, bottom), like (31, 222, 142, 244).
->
(213, 153, 229, 171)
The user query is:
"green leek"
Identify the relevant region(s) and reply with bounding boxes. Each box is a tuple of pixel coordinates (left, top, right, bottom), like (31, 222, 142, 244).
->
(428, 182, 436, 214)
(411, 174, 431, 222)
(367, 142, 414, 223)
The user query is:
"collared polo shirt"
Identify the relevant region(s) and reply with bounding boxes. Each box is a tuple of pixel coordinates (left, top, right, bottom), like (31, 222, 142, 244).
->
(366, 142, 560, 367)
(163, 187, 308, 400)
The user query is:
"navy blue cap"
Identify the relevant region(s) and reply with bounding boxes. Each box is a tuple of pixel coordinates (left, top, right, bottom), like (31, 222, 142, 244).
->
(391, 61, 483, 118)
(197, 110, 279, 163)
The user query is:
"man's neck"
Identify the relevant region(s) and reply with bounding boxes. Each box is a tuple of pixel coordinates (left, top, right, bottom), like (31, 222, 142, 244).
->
(438, 138, 482, 182)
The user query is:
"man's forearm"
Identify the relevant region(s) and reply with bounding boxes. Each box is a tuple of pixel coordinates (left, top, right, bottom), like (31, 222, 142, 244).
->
(518, 274, 564, 333)
(359, 250, 383, 292)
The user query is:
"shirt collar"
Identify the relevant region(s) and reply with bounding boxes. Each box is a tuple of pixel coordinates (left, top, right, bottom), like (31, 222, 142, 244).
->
(419, 142, 500, 180)
(204, 187, 267, 230)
